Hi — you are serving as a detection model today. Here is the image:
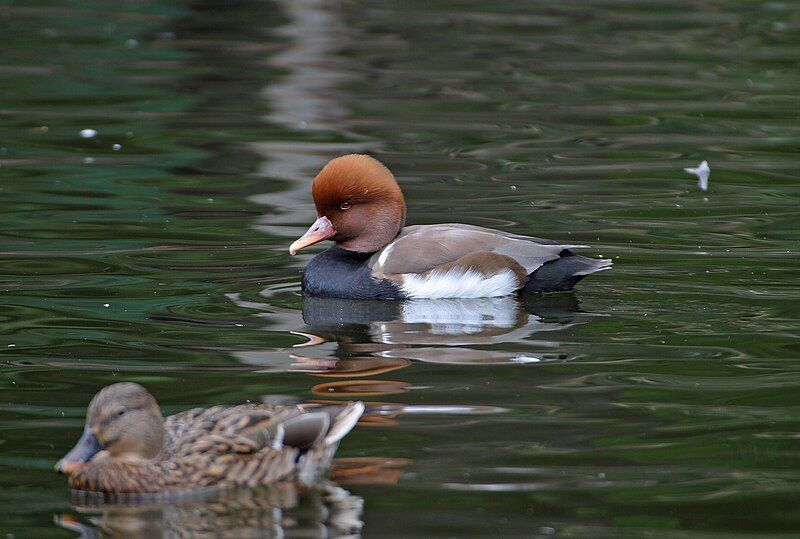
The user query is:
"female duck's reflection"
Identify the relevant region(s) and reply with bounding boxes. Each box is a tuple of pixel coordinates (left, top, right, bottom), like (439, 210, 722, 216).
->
(55, 456, 412, 538)
(55, 482, 364, 538)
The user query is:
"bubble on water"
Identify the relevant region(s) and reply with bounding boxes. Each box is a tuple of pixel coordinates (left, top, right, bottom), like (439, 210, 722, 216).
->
(80, 128, 97, 138)
(510, 185, 517, 190)
(83, 157, 95, 164)
(125, 39, 139, 49)
(112, 143, 121, 151)
(103, 303, 110, 307)
(538, 527, 556, 535)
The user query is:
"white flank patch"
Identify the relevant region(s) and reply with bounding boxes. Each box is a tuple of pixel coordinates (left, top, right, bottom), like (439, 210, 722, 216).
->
(377, 241, 394, 267)
(401, 268, 518, 299)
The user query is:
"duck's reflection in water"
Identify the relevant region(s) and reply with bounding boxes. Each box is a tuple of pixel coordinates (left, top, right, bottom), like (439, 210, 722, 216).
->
(55, 469, 407, 538)
(230, 294, 594, 422)
(297, 294, 590, 367)
(257, 294, 590, 427)
(55, 457, 411, 538)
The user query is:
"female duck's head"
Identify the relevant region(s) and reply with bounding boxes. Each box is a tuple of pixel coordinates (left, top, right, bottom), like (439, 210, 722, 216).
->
(290, 154, 406, 255)
(55, 383, 164, 474)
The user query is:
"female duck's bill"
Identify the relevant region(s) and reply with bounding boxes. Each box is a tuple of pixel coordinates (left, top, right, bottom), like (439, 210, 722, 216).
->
(289, 154, 611, 300)
(54, 382, 364, 495)
(55, 427, 102, 474)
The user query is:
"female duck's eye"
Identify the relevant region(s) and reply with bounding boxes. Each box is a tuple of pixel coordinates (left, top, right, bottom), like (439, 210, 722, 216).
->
(339, 201, 352, 211)
(116, 409, 126, 417)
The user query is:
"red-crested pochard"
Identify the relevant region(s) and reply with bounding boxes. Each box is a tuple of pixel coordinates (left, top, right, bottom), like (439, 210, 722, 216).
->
(290, 154, 611, 299)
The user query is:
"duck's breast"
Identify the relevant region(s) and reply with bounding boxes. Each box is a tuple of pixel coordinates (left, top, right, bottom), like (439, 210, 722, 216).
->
(302, 246, 402, 299)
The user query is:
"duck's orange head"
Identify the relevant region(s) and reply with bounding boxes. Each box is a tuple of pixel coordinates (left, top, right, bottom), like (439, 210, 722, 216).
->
(290, 154, 406, 254)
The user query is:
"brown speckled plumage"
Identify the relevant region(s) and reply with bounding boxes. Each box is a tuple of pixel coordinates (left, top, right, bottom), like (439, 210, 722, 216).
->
(58, 383, 364, 496)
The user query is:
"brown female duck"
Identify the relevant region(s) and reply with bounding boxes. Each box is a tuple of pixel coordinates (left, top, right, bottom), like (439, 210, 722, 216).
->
(55, 383, 364, 496)
(290, 154, 611, 300)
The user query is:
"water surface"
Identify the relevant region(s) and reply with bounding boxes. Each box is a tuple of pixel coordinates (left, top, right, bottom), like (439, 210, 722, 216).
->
(1, 0, 799, 536)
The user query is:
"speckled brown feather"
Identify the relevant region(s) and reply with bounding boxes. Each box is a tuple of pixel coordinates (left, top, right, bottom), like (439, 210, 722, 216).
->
(64, 387, 363, 496)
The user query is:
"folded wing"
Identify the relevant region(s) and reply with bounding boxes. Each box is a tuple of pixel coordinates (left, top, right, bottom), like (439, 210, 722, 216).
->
(370, 224, 576, 277)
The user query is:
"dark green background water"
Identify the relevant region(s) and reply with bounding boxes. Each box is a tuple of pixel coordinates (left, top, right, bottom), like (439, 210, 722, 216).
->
(1, 0, 798, 536)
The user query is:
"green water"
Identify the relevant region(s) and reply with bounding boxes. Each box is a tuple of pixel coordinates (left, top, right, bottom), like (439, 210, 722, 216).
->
(1, 0, 799, 536)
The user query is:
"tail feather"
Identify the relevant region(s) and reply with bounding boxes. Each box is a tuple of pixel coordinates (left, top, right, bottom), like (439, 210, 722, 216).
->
(295, 402, 364, 486)
(280, 413, 330, 450)
(522, 250, 611, 293)
(574, 256, 612, 276)
(324, 402, 365, 446)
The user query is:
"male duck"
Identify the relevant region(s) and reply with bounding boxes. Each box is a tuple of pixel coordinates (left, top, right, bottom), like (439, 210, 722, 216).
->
(290, 154, 611, 300)
(55, 383, 364, 496)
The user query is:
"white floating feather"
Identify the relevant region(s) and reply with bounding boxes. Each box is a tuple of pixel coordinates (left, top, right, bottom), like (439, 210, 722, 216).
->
(683, 160, 710, 191)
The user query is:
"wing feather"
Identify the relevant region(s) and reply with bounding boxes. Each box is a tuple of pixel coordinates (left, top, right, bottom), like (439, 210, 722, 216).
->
(370, 224, 568, 276)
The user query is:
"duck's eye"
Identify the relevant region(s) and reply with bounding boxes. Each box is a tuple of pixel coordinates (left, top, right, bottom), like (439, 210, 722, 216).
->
(339, 201, 352, 211)
(116, 409, 126, 417)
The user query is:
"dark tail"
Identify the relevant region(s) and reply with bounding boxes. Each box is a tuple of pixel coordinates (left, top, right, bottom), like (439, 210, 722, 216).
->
(521, 250, 611, 294)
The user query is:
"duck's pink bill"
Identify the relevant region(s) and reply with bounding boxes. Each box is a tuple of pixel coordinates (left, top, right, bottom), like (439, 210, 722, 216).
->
(290, 216, 336, 255)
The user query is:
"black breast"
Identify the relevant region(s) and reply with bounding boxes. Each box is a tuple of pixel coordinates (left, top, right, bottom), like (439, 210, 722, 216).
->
(301, 246, 403, 300)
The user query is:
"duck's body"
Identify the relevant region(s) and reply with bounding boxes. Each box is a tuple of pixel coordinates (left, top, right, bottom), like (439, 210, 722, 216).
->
(302, 225, 610, 300)
(56, 383, 364, 496)
(290, 155, 610, 300)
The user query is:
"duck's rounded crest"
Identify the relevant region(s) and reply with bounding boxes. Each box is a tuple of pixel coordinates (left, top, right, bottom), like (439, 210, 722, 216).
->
(297, 154, 406, 253)
(312, 154, 404, 215)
